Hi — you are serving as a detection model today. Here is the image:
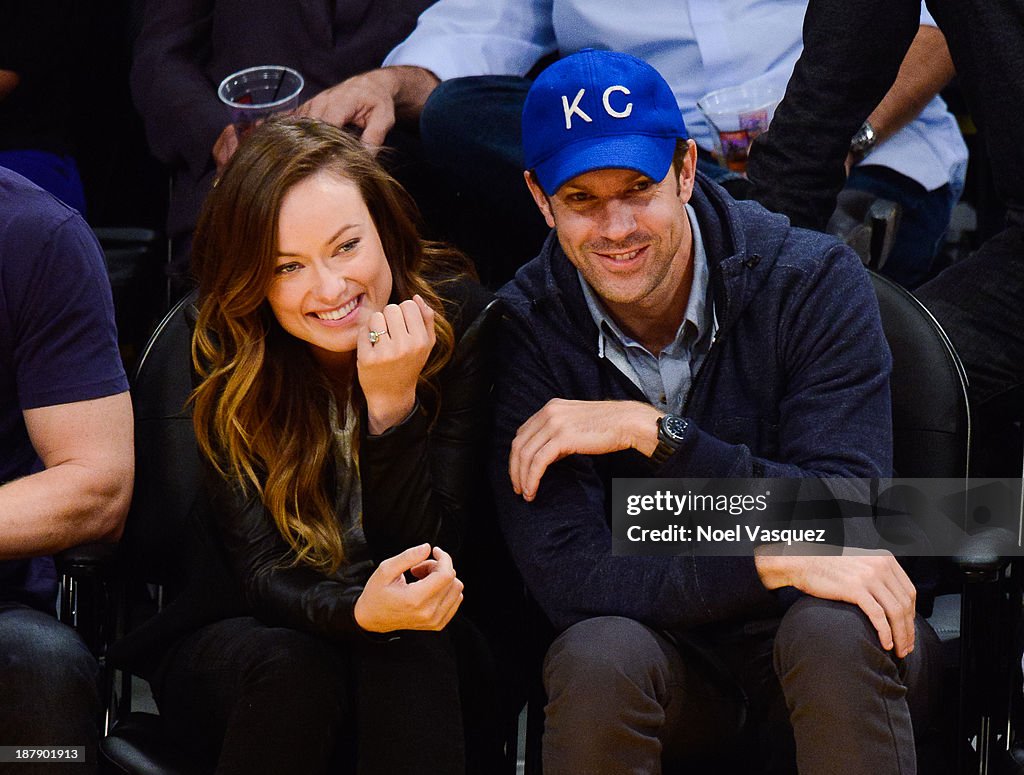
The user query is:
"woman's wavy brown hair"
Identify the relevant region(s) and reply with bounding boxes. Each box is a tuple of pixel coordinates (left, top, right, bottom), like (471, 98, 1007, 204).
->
(190, 116, 471, 573)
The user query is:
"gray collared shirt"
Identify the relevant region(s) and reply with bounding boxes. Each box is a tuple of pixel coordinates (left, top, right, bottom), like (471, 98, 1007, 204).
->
(579, 203, 716, 415)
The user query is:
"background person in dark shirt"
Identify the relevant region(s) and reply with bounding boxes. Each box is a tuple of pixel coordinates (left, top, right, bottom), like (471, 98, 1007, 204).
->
(746, 0, 1024, 477)
(130, 0, 436, 295)
(0, 168, 133, 769)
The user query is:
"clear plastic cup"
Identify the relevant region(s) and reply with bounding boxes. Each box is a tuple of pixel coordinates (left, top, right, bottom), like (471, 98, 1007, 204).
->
(697, 77, 783, 174)
(217, 65, 305, 130)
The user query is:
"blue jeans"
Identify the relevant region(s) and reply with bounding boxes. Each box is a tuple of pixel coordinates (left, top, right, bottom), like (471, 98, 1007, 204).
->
(0, 604, 99, 773)
(699, 158, 959, 289)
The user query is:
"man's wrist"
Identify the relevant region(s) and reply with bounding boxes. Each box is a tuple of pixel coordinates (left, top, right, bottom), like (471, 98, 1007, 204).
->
(649, 413, 690, 466)
(848, 120, 879, 165)
(754, 547, 796, 590)
(629, 403, 664, 457)
(383, 65, 441, 118)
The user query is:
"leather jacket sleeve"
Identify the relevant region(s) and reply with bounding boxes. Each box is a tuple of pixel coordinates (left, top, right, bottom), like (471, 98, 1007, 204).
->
(360, 294, 501, 562)
(209, 478, 367, 642)
(208, 285, 500, 641)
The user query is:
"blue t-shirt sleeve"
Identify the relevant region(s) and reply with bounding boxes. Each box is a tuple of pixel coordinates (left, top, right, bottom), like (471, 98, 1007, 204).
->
(9, 211, 128, 409)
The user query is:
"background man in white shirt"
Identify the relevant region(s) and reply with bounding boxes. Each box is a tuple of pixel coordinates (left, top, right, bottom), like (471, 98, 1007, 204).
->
(295, 0, 967, 288)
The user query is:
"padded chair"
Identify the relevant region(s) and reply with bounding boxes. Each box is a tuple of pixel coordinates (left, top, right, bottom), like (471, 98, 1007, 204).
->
(870, 270, 1024, 775)
(869, 270, 969, 481)
(98, 292, 524, 774)
(829, 192, 903, 271)
(93, 226, 166, 373)
(55, 541, 121, 735)
(95, 290, 204, 775)
(870, 270, 968, 770)
(50, 228, 173, 743)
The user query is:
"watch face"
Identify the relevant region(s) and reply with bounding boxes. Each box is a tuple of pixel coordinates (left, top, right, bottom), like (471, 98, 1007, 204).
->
(662, 415, 688, 442)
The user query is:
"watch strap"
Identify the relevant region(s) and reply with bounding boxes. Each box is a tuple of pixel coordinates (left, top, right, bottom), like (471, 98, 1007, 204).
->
(650, 414, 688, 467)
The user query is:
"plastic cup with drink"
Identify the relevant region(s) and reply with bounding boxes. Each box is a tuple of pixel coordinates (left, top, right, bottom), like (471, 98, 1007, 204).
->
(697, 76, 783, 175)
(217, 65, 305, 136)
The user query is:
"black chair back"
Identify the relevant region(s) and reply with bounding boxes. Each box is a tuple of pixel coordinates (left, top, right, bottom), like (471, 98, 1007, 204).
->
(122, 291, 200, 593)
(866, 271, 1020, 774)
(869, 270, 969, 480)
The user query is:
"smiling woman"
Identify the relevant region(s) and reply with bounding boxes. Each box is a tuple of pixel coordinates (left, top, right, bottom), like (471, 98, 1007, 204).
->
(142, 117, 499, 773)
(267, 172, 396, 376)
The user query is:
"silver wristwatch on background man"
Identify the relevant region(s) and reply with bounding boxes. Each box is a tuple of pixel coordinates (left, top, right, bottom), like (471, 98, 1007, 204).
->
(849, 120, 878, 164)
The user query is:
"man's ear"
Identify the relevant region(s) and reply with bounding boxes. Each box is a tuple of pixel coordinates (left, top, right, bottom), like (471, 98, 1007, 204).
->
(677, 139, 698, 203)
(524, 170, 556, 229)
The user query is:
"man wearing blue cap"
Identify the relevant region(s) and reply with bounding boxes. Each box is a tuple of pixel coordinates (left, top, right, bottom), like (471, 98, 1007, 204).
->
(491, 49, 935, 773)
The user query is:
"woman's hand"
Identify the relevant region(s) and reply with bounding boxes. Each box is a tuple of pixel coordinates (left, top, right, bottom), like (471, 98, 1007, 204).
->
(212, 124, 240, 174)
(356, 295, 436, 434)
(353, 544, 463, 633)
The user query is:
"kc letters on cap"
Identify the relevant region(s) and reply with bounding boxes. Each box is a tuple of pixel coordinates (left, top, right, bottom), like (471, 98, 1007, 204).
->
(522, 48, 688, 195)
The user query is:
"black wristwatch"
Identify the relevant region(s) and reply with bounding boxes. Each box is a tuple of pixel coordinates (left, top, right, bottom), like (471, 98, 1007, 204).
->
(650, 414, 689, 466)
(849, 120, 878, 164)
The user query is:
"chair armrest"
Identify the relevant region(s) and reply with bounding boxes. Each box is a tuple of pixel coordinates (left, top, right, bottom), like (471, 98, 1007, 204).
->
(55, 541, 120, 573)
(954, 527, 1017, 581)
(54, 542, 121, 658)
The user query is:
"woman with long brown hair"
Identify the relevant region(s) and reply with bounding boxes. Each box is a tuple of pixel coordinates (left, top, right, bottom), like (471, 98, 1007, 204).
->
(141, 116, 498, 773)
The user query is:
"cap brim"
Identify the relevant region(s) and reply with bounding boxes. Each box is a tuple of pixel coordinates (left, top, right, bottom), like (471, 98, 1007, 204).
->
(532, 134, 678, 196)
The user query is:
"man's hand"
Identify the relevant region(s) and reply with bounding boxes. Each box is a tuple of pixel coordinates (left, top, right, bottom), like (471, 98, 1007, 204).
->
(0, 69, 20, 101)
(357, 295, 436, 434)
(296, 66, 439, 149)
(510, 399, 663, 501)
(354, 544, 464, 633)
(755, 548, 917, 657)
(212, 124, 240, 174)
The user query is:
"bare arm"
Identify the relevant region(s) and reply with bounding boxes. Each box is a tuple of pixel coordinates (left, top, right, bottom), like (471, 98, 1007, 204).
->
(746, 0, 920, 229)
(213, 65, 441, 170)
(0, 392, 134, 559)
(849, 25, 956, 168)
(865, 26, 955, 145)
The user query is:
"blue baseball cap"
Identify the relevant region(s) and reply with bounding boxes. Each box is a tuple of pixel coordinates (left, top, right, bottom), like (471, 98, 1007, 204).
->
(522, 49, 688, 195)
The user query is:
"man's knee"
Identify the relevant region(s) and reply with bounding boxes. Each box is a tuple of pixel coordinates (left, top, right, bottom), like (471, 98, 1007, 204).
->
(775, 597, 884, 670)
(423, 76, 530, 126)
(544, 616, 675, 703)
(542, 617, 747, 771)
(773, 596, 909, 715)
(0, 609, 97, 687)
(0, 608, 98, 733)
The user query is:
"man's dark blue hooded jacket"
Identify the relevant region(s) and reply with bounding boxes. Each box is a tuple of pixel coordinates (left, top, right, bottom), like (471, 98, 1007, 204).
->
(492, 174, 892, 637)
